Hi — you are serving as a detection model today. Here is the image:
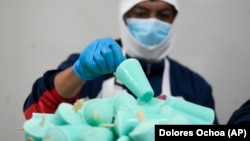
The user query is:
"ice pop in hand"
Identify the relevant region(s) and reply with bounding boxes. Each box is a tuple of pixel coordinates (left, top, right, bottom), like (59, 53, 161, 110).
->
(116, 58, 154, 103)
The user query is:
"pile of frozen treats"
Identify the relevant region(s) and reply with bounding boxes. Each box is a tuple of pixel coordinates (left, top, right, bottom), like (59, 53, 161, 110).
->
(23, 59, 215, 141)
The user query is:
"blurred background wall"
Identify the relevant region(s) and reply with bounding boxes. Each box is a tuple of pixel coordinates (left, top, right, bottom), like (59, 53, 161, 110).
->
(0, 0, 249, 140)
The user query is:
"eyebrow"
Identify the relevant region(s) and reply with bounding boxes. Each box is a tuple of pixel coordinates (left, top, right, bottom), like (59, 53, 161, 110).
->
(135, 5, 175, 12)
(134, 6, 150, 12)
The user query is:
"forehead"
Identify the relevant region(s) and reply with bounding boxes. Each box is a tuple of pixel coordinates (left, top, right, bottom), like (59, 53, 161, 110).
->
(133, 1, 175, 11)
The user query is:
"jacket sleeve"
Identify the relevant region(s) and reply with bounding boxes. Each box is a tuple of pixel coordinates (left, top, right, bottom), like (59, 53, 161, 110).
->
(23, 54, 80, 120)
(227, 99, 250, 125)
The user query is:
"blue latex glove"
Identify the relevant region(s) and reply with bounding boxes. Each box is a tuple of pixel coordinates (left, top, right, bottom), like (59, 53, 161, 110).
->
(73, 37, 126, 80)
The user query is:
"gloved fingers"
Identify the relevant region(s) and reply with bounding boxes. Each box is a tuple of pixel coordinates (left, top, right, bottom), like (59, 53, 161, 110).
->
(83, 40, 103, 75)
(100, 41, 116, 72)
(83, 62, 99, 78)
(77, 37, 125, 79)
(93, 40, 110, 73)
(104, 37, 126, 67)
(83, 55, 103, 77)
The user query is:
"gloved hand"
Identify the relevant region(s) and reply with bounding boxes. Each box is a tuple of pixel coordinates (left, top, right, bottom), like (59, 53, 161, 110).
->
(73, 37, 126, 80)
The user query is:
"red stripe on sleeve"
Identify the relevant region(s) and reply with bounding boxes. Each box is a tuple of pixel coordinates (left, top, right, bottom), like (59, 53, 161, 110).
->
(24, 89, 80, 120)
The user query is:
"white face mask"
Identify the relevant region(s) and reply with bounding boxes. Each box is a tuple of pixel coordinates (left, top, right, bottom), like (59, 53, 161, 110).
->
(127, 18, 172, 47)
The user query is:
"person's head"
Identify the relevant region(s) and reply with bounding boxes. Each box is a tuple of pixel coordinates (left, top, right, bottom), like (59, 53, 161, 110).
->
(118, 0, 179, 62)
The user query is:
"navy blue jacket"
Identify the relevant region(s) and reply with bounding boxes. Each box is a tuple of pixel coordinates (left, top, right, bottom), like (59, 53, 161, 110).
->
(227, 99, 250, 125)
